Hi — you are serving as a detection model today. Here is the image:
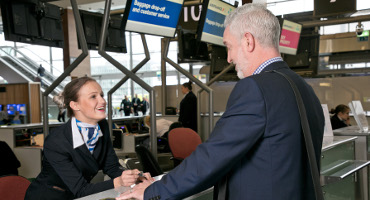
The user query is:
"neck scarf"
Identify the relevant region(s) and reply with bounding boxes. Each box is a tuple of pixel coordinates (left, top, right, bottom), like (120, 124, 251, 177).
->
(75, 119, 102, 154)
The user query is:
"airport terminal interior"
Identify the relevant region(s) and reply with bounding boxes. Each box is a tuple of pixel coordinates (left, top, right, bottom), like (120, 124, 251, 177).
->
(1, 0, 370, 199)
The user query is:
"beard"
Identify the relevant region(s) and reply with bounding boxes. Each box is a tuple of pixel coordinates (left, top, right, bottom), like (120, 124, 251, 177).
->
(236, 64, 245, 79)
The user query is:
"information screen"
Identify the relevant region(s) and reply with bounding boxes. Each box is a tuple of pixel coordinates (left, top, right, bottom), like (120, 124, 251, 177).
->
(124, 0, 184, 37)
(7, 104, 16, 115)
(279, 19, 302, 55)
(198, 0, 235, 46)
(17, 104, 27, 115)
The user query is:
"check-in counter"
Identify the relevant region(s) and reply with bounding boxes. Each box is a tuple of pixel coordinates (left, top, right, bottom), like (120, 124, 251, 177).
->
(321, 136, 370, 200)
(0, 123, 63, 178)
(332, 125, 370, 200)
(75, 175, 213, 200)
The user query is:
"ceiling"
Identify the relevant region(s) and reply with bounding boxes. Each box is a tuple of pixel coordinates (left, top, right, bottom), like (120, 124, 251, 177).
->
(49, 0, 127, 12)
(0, 0, 126, 33)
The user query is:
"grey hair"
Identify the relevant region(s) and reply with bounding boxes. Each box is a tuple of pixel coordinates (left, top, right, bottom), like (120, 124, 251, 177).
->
(224, 3, 281, 49)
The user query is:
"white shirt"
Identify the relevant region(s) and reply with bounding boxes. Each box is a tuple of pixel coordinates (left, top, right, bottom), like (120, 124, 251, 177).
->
(156, 119, 174, 137)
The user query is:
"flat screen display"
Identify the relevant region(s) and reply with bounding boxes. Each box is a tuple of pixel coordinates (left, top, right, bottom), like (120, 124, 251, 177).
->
(80, 10, 127, 53)
(17, 104, 27, 115)
(0, 1, 64, 48)
(314, 0, 356, 18)
(7, 104, 16, 115)
(123, 0, 184, 37)
(279, 19, 302, 55)
(198, 0, 235, 46)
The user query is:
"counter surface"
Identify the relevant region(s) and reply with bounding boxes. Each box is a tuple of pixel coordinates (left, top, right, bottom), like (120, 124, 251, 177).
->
(322, 136, 357, 151)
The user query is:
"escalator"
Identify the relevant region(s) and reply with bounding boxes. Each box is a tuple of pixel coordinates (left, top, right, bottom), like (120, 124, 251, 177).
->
(0, 46, 69, 98)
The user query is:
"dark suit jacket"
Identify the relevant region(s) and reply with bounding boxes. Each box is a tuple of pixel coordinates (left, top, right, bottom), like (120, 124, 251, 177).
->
(144, 62, 324, 200)
(141, 100, 149, 114)
(179, 91, 197, 132)
(0, 141, 21, 176)
(132, 98, 141, 107)
(25, 119, 123, 200)
(330, 114, 348, 130)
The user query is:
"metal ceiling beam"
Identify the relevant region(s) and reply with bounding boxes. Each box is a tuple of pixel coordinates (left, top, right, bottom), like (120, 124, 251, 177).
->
(301, 14, 370, 28)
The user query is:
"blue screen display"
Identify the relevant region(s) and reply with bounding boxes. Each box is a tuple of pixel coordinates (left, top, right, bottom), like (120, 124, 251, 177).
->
(6, 104, 26, 115)
(17, 104, 27, 115)
(7, 104, 16, 115)
(125, 0, 184, 37)
(200, 0, 235, 46)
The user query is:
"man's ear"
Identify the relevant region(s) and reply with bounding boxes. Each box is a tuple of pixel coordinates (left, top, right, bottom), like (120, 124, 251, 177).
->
(70, 101, 80, 111)
(243, 32, 255, 52)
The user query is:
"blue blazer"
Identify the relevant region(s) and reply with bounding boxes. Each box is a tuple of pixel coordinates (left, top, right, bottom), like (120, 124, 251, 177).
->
(25, 119, 123, 199)
(144, 62, 324, 200)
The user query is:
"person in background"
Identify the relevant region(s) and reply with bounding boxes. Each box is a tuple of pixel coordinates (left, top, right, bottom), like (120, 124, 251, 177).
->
(330, 104, 351, 130)
(117, 3, 324, 200)
(0, 105, 9, 125)
(11, 111, 21, 124)
(143, 116, 183, 152)
(25, 77, 152, 200)
(144, 116, 174, 138)
(132, 94, 141, 116)
(178, 81, 197, 132)
(141, 97, 149, 115)
(37, 64, 45, 77)
(53, 92, 66, 122)
(120, 95, 132, 116)
(0, 140, 21, 176)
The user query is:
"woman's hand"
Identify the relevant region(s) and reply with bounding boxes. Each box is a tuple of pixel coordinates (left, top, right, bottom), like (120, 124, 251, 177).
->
(114, 170, 154, 188)
(114, 169, 140, 188)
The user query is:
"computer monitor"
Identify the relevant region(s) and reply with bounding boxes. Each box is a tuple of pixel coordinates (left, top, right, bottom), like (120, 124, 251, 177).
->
(0, 0, 64, 48)
(112, 129, 123, 149)
(17, 104, 27, 115)
(177, 29, 210, 63)
(314, 0, 356, 18)
(79, 10, 127, 53)
(7, 104, 16, 115)
(209, 45, 238, 81)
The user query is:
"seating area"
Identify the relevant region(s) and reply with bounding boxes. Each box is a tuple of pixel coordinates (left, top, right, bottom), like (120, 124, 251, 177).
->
(0, 175, 31, 200)
(168, 128, 202, 167)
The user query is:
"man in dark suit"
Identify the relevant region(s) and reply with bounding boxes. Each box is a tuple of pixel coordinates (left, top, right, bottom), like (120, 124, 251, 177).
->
(132, 94, 141, 116)
(141, 97, 149, 115)
(118, 4, 324, 200)
(120, 96, 132, 116)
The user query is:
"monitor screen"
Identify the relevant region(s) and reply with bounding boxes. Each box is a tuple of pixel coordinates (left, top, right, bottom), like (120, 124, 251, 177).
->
(0, 1, 64, 48)
(314, 0, 356, 18)
(197, 0, 235, 46)
(209, 45, 238, 81)
(80, 10, 127, 53)
(0, 105, 2, 111)
(17, 104, 27, 115)
(7, 104, 16, 115)
(123, 0, 184, 37)
(177, 29, 210, 63)
(279, 19, 302, 55)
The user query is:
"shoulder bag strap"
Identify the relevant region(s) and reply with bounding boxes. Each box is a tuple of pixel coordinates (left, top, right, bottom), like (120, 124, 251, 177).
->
(273, 70, 324, 200)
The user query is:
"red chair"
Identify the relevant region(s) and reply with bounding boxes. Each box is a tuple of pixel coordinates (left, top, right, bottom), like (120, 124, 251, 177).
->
(168, 128, 202, 167)
(0, 175, 31, 200)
